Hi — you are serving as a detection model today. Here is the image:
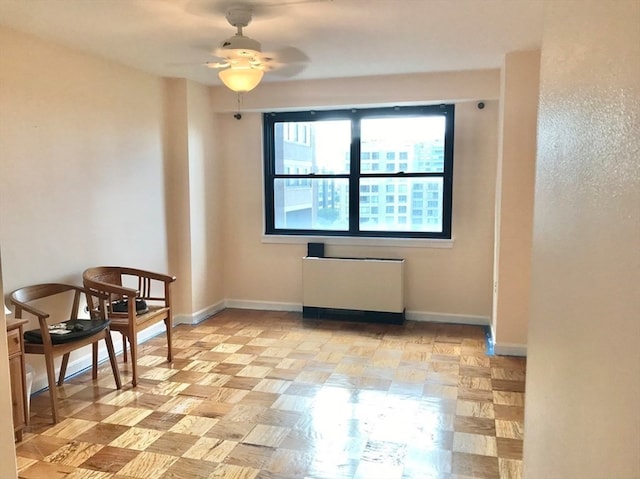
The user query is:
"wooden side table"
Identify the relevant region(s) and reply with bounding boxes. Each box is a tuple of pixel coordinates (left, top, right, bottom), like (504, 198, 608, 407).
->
(6, 318, 28, 442)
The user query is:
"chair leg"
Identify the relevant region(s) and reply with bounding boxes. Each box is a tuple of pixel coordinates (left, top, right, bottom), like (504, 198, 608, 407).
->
(92, 342, 98, 380)
(104, 332, 122, 390)
(44, 355, 60, 424)
(129, 334, 138, 387)
(58, 353, 70, 387)
(164, 316, 173, 362)
(122, 334, 128, 363)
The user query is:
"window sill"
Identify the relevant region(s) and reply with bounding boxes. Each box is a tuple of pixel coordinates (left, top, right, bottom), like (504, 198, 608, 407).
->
(261, 234, 454, 249)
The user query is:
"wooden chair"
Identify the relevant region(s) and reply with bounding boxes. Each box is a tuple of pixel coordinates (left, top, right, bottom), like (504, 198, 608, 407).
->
(9, 283, 122, 424)
(82, 266, 176, 387)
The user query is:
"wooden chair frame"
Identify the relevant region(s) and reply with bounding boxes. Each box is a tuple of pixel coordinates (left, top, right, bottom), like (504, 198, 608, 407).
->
(10, 283, 122, 424)
(82, 266, 176, 387)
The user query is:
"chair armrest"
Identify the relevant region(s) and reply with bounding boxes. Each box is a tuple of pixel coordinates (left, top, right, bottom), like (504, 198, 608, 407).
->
(10, 300, 49, 321)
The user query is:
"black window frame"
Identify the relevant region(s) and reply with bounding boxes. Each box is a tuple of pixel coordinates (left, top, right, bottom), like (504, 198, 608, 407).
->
(263, 104, 455, 239)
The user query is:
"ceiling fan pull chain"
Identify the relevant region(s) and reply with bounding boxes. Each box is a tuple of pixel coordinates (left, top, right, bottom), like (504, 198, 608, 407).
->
(234, 92, 244, 120)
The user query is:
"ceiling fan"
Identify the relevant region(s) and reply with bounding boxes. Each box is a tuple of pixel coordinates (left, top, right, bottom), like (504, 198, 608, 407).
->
(205, 4, 306, 93)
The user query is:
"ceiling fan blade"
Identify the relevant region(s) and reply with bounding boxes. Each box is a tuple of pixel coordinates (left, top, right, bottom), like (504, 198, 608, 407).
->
(205, 60, 230, 69)
(255, 0, 334, 7)
(261, 46, 309, 65)
(256, 46, 309, 77)
(267, 62, 308, 78)
(185, 0, 334, 20)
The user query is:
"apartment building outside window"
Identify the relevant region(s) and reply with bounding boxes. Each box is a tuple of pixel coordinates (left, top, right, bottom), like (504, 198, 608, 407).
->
(263, 105, 455, 238)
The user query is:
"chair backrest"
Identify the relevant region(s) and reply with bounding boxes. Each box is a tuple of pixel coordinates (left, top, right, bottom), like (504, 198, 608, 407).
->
(10, 284, 88, 347)
(11, 283, 77, 304)
(84, 267, 123, 288)
(84, 266, 175, 304)
(10, 283, 84, 322)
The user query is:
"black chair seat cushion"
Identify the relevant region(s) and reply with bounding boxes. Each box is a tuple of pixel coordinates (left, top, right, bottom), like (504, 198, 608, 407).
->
(24, 319, 110, 345)
(112, 298, 148, 314)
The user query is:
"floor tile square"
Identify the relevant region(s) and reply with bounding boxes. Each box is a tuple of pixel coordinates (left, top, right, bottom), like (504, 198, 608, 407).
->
(108, 427, 165, 450)
(224, 443, 276, 469)
(452, 451, 500, 478)
(146, 431, 200, 456)
(454, 415, 496, 436)
(117, 451, 179, 478)
(183, 437, 238, 462)
(452, 431, 498, 456)
(15, 460, 76, 478)
(44, 441, 104, 467)
(243, 425, 291, 448)
(495, 419, 525, 439)
(158, 457, 218, 479)
(209, 463, 261, 479)
(102, 406, 154, 427)
(41, 418, 98, 440)
(496, 437, 524, 460)
(79, 445, 140, 473)
(16, 435, 70, 460)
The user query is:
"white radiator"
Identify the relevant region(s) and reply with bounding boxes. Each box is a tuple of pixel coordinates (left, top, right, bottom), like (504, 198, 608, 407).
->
(302, 256, 405, 323)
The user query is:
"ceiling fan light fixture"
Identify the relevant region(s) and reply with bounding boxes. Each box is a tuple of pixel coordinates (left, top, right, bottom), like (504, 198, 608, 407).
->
(218, 66, 264, 93)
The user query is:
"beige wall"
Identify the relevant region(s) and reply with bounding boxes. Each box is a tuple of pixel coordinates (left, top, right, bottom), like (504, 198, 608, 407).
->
(164, 78, 225, 321)
(524, 1, 640, 477)
(0, 26, 169, 286)
(211, 69, 501, 112)
(163, 78, 193, 316)
(492, 50, 540, 354)
(216, 72, 500, 320)
(0, 26, 175, 391)
(186, 82, 225, 315)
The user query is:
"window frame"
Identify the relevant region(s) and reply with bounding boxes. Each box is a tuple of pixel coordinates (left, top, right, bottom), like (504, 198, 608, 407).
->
(263, 104, 455, 239)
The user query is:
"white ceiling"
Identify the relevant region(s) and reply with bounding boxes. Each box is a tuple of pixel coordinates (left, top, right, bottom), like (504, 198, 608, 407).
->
(0, 0, 545, 86)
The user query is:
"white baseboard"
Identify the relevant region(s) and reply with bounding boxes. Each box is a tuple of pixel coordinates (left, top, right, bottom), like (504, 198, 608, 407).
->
(224, 299, 302, 312)
(225, 302, 490, 326)
(405, 310, 491, 326)
(225, 301, 491, 326)
(494, 342, 527, 357)
(173, 300, 226, 325)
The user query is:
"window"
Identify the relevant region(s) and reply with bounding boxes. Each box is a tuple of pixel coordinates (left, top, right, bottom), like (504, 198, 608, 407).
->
(263, 105, 454, 238)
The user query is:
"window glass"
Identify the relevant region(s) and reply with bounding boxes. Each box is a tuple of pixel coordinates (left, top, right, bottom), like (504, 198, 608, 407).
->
(359, 178, 444, 233)
(274, 120, 351, 175)
(273, 178, 349, 231)
(360, 116, 446, 174)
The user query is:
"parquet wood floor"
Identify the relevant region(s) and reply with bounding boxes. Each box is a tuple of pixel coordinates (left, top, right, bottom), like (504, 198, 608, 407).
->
(15, 309, 526, 479)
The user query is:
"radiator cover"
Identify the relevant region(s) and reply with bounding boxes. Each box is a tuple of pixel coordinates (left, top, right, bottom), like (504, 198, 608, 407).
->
(302, 256, 405, 324)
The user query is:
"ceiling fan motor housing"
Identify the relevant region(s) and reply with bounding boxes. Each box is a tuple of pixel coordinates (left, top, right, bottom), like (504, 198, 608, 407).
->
(219, 5, 262, 57)
(220, 34, 262, 56)
(225, 5, 253, 28)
